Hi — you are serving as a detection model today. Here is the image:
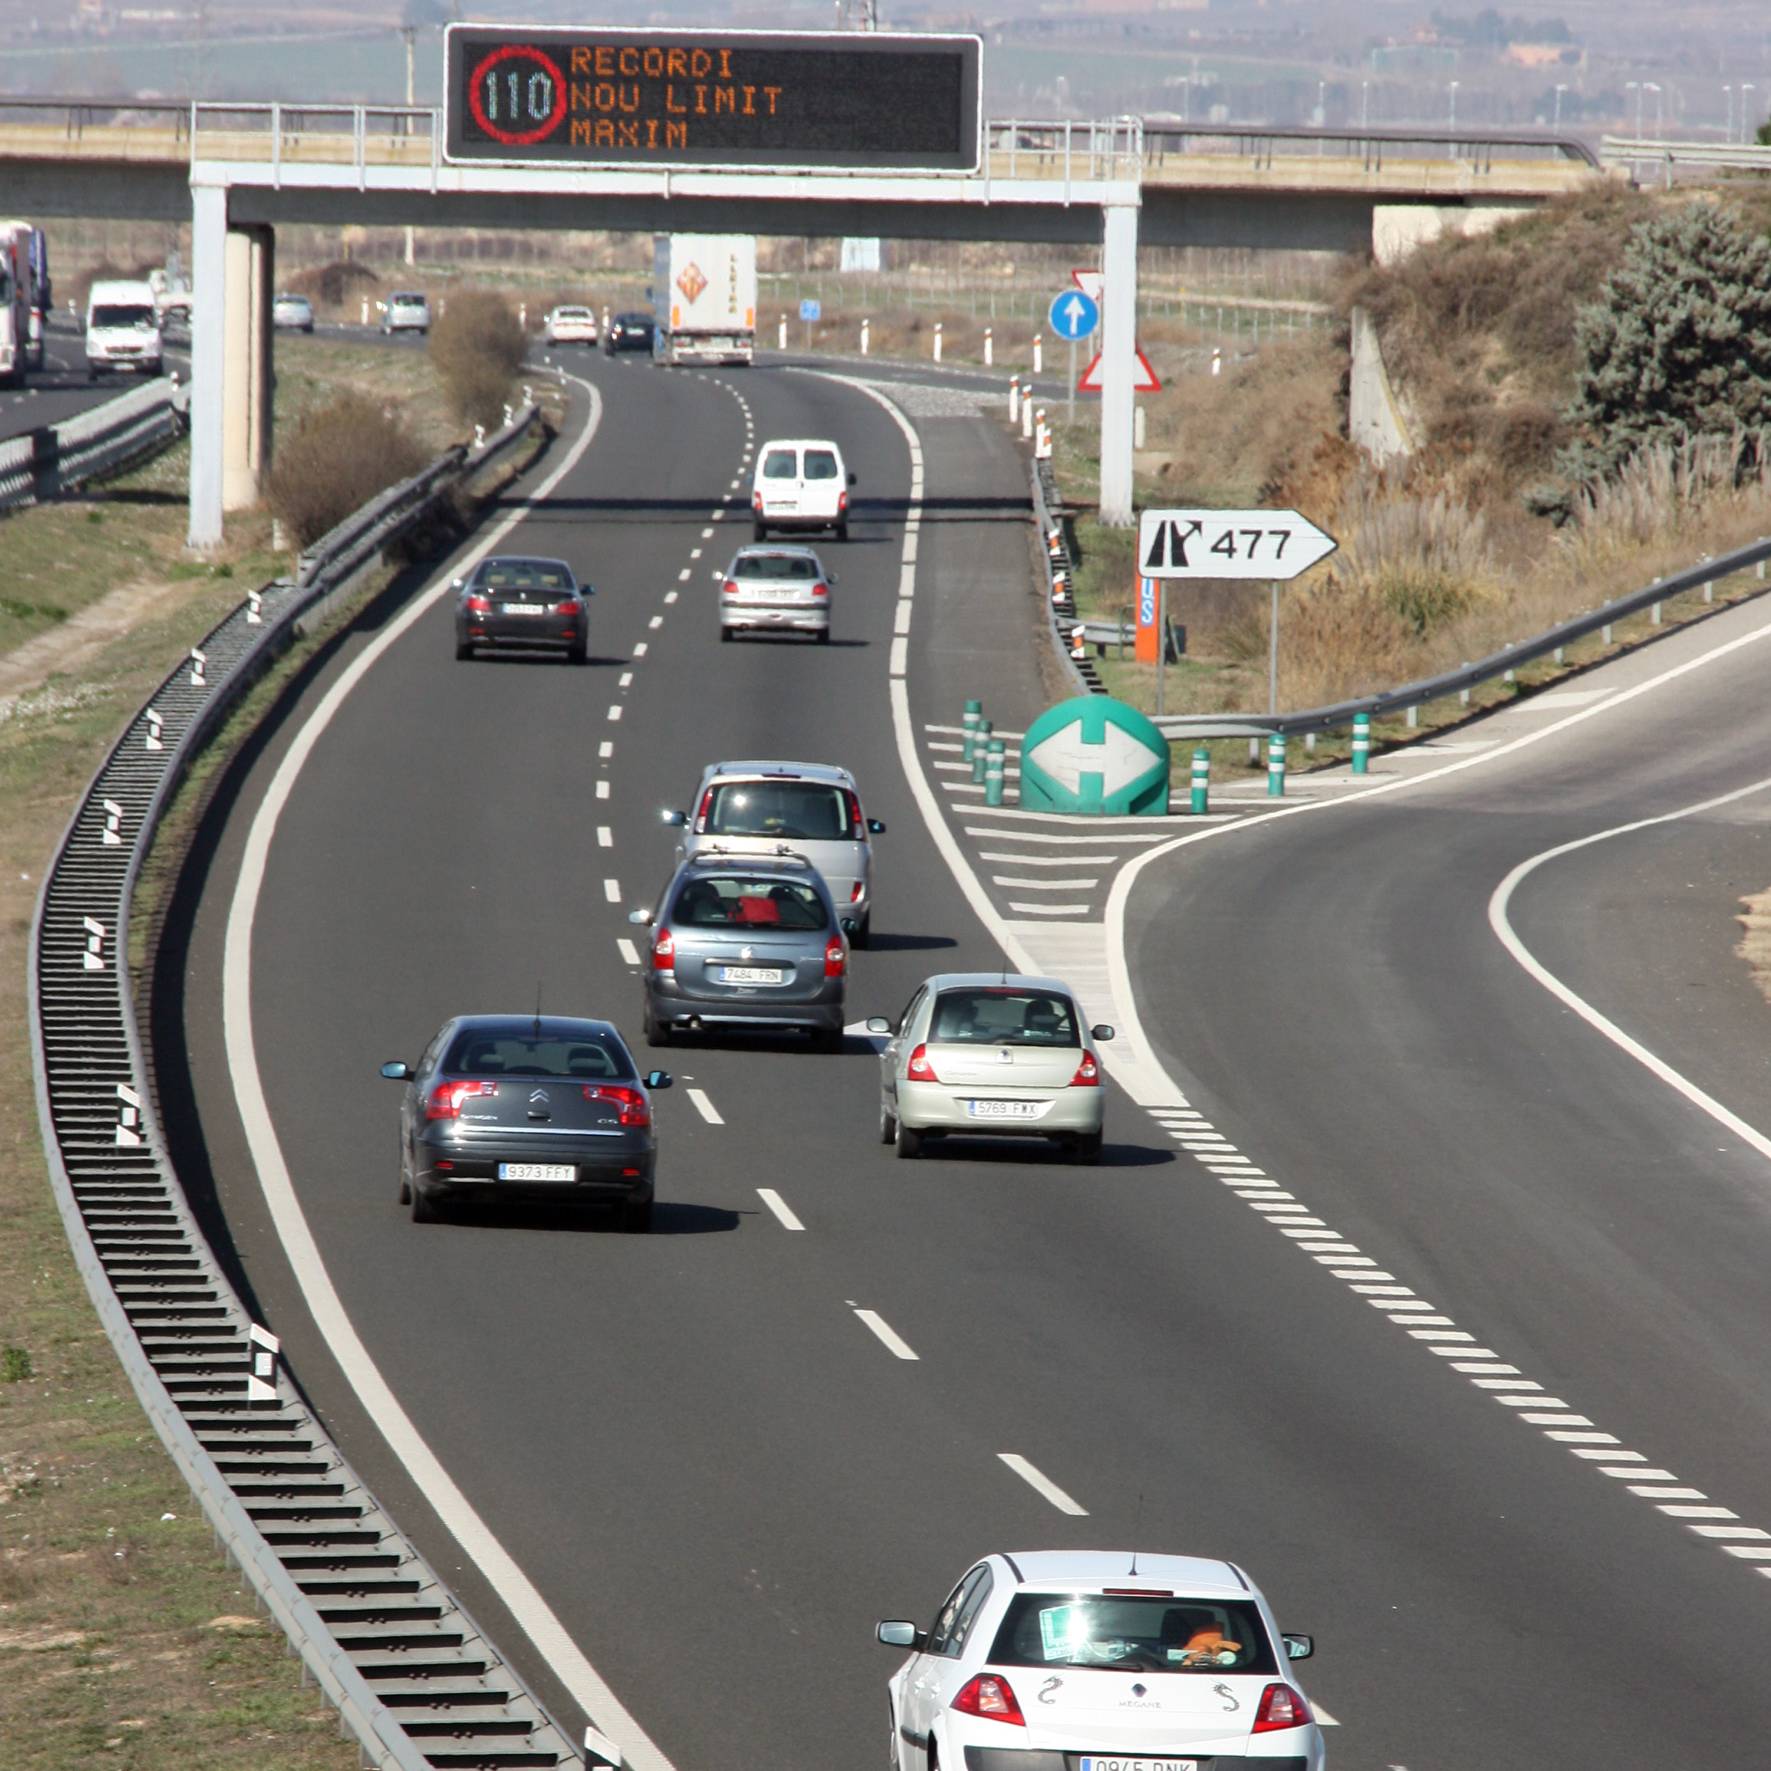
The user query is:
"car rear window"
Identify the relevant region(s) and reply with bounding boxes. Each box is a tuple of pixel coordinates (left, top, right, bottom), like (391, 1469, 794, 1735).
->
(672, 876, 827, 930)
(804, 449, 840, 480)
(443, 1032, 631, 1079)
(987, 1594, 1277, 1675)
(733, 553, 819, 580)
(930, 988, 1078, 1046)
(477, 561, 573, 592)
(556, 307, 589, 318)
(761, 449, 798, 480)
(705, 781, 848, 839)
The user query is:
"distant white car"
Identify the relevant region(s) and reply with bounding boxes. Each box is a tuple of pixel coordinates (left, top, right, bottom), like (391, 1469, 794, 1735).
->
(877, 1549, 1325, 1771)
(272, 292, 314, 333)
(544, 304, 598, 345)
(380, 291, 430, 336)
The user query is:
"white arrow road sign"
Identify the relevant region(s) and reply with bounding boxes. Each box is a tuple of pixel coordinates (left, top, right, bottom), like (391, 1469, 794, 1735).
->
(1137, 507, 1338, 581)
(1025, 717, 1163, 799)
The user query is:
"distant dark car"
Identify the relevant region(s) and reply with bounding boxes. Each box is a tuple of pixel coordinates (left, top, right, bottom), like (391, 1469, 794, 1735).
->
(454, 555, 591, 663)
(604, 311, 656, 355)
(380, 1014, 672, 1230)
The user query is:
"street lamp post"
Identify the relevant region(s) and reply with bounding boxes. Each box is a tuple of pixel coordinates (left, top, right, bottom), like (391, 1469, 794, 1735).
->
(1553, 83, 1567, 128)
(1361, 79, 1370, 128)
(1744, 83, 1757, 143)
(1726, 84, 1735, 144)
(1448, 79, 1459, 131)
(1627, 80, 1643, 139)
(1647, 81, 1663, 134)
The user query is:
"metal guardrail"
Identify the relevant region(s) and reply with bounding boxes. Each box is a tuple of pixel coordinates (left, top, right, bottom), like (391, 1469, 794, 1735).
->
(1144, 121, 1600, 172)
(1152, 535, 1771, 743)
(0, 376, 190, 513)
(1599, 134, 1771, 182)
(26, 401, 611, 1771)
(1029, 457, 1097, 696)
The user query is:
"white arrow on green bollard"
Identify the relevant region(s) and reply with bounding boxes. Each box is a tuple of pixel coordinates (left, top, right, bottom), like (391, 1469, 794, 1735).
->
(1020, 696, 1170, 815)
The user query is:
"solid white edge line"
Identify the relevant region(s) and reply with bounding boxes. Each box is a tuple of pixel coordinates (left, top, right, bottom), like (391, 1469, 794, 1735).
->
(685, 1086, 724, 1126)
(220, 374, 680, 1771)
(756, 1187, 804, 1231)
(854, 1308, 919, 1360)
(998, 1452, 1088, 1516)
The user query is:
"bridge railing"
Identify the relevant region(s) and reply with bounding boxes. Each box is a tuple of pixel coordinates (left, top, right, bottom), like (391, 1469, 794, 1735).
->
(1143, 121, 1600, 172)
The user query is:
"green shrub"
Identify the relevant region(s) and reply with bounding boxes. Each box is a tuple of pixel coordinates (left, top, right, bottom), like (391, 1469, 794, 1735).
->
(266, 390, 428, 549)
(1, 1345, 34, 1382)
(429, 290, 527, 429)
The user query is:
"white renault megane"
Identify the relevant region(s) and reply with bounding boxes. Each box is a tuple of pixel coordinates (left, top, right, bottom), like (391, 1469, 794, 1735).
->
(876, 1550, 1325, 1770)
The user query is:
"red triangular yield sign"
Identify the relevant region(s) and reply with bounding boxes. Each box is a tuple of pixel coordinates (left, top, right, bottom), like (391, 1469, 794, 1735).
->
(1077, 347, 1161, 393)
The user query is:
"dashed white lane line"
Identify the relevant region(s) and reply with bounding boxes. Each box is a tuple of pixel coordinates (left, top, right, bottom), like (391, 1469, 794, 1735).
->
(597, 826, 613, 847)
(619, 671, 634, 688)
(853, 1307, 919, 1361)
(607, 704, 623, 721)
(665, 590, 678, 605)
(757, 1188, 804, 1231)
(686, 1087, 723, 1125)
(689, 547, 702, 559)
(596, 780, 610, 800)
(889, 635, 908, 677)
(701, 523, 716, 536)
(602, 878, 621, 903)
(617, 938, 640, 967)
(677, 568, 692, 582)
(599, 739, 613, 759)
(649, 614, 663, 629)
(632, 642, 647, 658)
(999, 1453, 1088, 1516)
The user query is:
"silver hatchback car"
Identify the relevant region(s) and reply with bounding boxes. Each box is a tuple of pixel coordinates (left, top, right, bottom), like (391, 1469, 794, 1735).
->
(867, 973, 1115, 1163)
(662, 761, 884, 945)
(719, 545, 834, 643)
(630, 853, 855, 1051)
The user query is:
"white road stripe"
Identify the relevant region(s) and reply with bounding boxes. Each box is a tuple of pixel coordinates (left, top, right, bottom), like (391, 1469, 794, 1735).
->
(998, 1453, 1088, 1516)
(603, 879, 621, 903)
(686, 1087, 723, 1125)
(619, 671, 634, 687)
(991, 876, 1099, 890)
(597, 826, 613, 846)
(607, 704, 623, 721)
(649, 614, 663, 628)
(689, 547, 702, 559)
(599, 740, 613, 759)
(596, 780, 610, 800)
(1007, 902, 1091, 915)
(981, 852, 1116, 865)
(855, 1309, 919, 1360)
(757, 1188, 804, 1231)
(617, 938, 640, 966)
(664, 590, 678, 604)
(632, 642, 647, 657)
(678, 567, 691, 581)
(701, 526, 715, 538)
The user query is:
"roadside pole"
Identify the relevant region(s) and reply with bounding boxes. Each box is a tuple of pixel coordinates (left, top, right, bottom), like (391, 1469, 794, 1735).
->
(1068, 338, 1076, 420)
(1155, 579, 1167, 718)
(1268, 580, 1280, 716)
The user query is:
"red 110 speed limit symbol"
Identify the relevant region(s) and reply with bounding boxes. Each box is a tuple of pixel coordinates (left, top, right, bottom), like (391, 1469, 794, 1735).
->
(467, 43, 567, 147)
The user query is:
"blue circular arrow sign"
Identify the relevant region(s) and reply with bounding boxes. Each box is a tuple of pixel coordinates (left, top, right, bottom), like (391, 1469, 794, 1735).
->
(1047, 289, 1100, 342)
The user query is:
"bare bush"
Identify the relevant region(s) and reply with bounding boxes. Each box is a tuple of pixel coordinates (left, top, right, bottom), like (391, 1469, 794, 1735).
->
(267, 390, 428, 549)
(429, 289, 527, 428)
(286, 258, 381, 317)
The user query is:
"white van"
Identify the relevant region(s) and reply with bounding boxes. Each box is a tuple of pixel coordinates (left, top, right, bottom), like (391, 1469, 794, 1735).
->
(85, 279, 163, 381)
(751, 438, 855, 542)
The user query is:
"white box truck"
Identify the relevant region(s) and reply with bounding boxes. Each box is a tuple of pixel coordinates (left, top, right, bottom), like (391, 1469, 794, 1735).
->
(652, 234, 756, 367)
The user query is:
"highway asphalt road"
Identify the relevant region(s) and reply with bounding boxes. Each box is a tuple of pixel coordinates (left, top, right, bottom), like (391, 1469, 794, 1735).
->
(152, 354, 1771, 1769)
(0, 314, 189, 440)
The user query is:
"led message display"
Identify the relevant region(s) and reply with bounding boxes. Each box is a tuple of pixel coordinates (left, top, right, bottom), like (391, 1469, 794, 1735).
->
(443, 26, 982, 172)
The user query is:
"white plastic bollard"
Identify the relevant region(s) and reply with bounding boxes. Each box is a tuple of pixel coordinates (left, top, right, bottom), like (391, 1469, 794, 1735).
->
(1033, 332, 1044, 375)
(1021, 395, 1034, 440)
(1009, 375, 1020, 422)
(1211, 347, 1222, 377)
(360, 296, 369, 325)
(861, 318, 870, 355)
(778, 314, 787, 349)
(1035, 409, 1052, 459)
(933, 322, 943, 364)
(518, 301, 527, 329)
(984, 327, 994, 367)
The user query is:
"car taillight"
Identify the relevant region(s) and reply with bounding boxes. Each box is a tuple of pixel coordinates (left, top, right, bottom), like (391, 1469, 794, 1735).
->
(583, 1084, 651, 1127)
(1069, 1052, 1100, 1087)
(845, 789, 866, 839)
(694, 789, 713, 834)
(951, 1675, 1024, 1727)
(824, 938, 846, 978)
(555, 597, 581, 614)
(463, 594, 491, 614)
(425, 1080, 497, 1120)
(652, 928, 675, 972)
(849, 881, 864, 901)
(812, 581, 829, 598)
(838, 489, 849, 513)
(752, 491, 763, 511)
(1253, 1685, 1313, 1733)
(722, 579, 739, 597)
(906, 1043, 940, 1083)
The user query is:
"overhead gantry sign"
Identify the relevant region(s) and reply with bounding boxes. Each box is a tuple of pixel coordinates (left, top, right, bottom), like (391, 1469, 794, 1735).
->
(442, 24, 982, 172)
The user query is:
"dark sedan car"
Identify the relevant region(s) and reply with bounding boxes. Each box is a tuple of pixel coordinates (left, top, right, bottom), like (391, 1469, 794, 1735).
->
(454, 556, 591, 663)
(603, 311, 656, 355)
(380, 1014, 671, 1230)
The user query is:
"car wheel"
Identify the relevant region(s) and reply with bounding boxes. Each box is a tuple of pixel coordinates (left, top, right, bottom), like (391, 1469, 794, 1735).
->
(878, 1098, 897, 1145)
(752, 522, 766, 542)
(619, 1196, 653, 1234)
(1072, 1129, 1104, 1166)
(895, 1118, 923, 1160)
(852, 913, 871, 950)
(816, 1026, 843, 1055)
(410, 1185, 438, 1224)
(719, 626, 733, 643)
(570, 642, 588, 666)
(643, 1004, 672, 1048)
(815, 629, 830, 645)
(455, 640, 473, 661)
(837, 521, 851, 543)
(398, 1139, 412, 1205)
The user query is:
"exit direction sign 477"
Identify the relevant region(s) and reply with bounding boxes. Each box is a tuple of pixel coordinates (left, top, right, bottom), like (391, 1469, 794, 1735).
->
(1137, 507, 1338, 581)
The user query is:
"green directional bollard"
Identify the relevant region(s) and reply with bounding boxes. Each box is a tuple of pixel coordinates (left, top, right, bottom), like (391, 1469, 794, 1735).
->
(1266, 730, 1287, 798)
(1190, 746, 1210, 815)
(1351, 710, 1371, 776)
(962, 698, 983, 765)
(971, 718, 993, 784)
(985, 736, 1006, 806)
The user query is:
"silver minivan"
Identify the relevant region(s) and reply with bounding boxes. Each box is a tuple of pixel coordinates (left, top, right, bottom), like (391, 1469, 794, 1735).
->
(662, 761, 884, 946)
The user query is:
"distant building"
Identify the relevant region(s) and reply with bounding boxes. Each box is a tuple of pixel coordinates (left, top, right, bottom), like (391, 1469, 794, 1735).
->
(1504, 43, 1582, 69)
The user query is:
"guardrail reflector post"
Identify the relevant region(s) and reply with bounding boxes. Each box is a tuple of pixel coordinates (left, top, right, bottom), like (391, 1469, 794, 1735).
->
(962, 699, 982, 763)
(933, 322, 943, 363)
(1022, 396, 1033, 440)
(1351, 710, 1370, 775)
(1033, 332, 1044, 375)
(985, 736, 1006, 806)
(1405, 704, 1418, 729)
(1651, 601, 1662, 625)
(1266, 731, 1286, 797)
(1009, 374, 1020, 422)
(861, 318, 870, 356)
(1190, 746, 1210, 815)
(1703, 580, 1713, 603)
(972, 719, 993, 784)
(1601, 622, 1613, 645)
(985, 326, 994, 367)
(189, 648, 206, 688)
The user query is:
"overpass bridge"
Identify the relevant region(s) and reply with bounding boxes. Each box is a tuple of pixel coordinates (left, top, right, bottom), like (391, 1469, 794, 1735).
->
(0, 97, 1601, 545)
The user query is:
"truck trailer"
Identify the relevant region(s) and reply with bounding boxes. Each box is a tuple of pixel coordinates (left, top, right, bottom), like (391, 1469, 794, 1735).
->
(0, 222, 50, 374)
(652, 234, 756, 368)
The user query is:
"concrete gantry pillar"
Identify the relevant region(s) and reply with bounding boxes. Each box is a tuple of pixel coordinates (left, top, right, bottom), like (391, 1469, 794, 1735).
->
(1097, 198, 1140, 527)
(223, 221, 273, 511)
(187, 179, 226, 550)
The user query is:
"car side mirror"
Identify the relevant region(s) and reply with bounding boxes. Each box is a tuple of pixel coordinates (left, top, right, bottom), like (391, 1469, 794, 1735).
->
(379, 1061, 412, 1081)
(1283, 1633, 1313, 1661)
(864, 1016, 893, 1035)
(1090, 1024, 1116, 1042)
(847, 471, 858, 487)
(876, 1620, 923, 1650)
(644, 1069, 673, 1090)
(868, 819, 886, 834)
(827, 572, 839, 585)
(628, 909, 653, 926)
(660, 808, 686, 828)
(450, 577, 464, 590)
